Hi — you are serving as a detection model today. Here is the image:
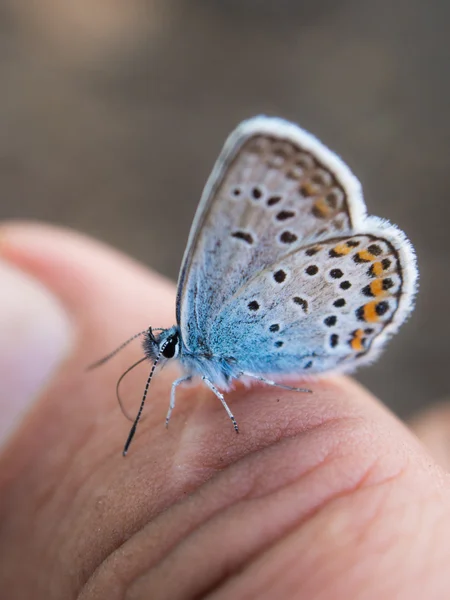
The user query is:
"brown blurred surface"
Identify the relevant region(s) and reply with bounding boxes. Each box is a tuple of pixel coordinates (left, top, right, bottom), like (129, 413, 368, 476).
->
(1, 1, 449, 417)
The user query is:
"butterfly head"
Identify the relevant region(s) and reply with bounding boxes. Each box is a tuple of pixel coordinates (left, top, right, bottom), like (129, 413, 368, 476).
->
(143, 325, 181, 362)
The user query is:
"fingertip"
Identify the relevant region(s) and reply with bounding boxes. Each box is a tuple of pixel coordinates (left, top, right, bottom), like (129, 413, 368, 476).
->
(0, 220, 176, 328)
(0, 259, 74, 448)
(0, 221, 178, 462)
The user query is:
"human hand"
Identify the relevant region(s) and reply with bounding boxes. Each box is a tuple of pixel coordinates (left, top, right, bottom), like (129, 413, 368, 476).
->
(0, 223, 449, 599)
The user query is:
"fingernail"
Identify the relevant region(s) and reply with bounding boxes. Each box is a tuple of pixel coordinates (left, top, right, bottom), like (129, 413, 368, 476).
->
(0, 260, 73, 447)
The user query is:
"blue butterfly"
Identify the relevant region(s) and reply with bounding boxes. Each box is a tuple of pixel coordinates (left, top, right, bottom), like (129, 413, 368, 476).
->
(91, 117, 417, 455)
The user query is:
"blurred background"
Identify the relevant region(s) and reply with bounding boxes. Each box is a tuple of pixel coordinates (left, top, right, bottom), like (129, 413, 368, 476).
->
(1, 0, 449, 417)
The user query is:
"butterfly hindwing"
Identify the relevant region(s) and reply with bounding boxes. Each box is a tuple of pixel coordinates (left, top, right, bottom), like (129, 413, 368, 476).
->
(177, 117, 365, 353)
(207, 233, 408, 375)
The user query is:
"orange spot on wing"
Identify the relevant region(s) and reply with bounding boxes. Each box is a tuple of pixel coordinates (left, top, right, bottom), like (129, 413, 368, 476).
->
(350, 329, 364, 351)
(301, 182, 318, 197)
(363, 301, 379, 323)
(333, 243, 351, 256)
(370, 279, 384, 296)
(313, 197, 331, 217)
(357, 249, 376, 262)
(371, 262, 384, 276)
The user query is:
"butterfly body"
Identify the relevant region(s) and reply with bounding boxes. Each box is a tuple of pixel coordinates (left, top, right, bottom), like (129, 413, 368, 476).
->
(143, 326, 239, 390)
(92, 116, 418, 453)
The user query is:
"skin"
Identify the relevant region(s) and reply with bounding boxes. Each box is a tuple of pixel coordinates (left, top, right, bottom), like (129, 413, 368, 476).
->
(0, 222, 449, 600)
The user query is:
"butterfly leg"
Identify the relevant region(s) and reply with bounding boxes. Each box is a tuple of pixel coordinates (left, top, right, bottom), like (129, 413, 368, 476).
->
(240, 372, 312, 394)
(202, 376, 239, 433)
(166, 375, 192, 428)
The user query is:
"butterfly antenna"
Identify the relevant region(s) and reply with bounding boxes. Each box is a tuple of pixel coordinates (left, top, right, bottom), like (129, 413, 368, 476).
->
(86, 328, 165, 371)
(122, 343, 166, 456)
(116, 356, 148, 421)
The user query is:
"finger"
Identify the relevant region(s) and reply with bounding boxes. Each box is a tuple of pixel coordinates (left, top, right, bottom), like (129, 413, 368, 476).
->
(0, 259, 73, 447)
(409, 401, 450, 471)
(0, 222, 449, 600)
(0, 222, 178, 597)
(114, 378, 450, 600)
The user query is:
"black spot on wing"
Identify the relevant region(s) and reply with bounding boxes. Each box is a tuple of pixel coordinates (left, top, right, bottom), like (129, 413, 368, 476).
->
(280, 231, 298, 244)
(305, 265, 318, 276)
(251, 186, 262, 200)
(293, 297, 308, 312)
(231, 231, 253, 245)
(324, 315, 337, 327)
(267, 195, 282, 206)
(333, 298, 346, 307)
(330, 334, 339, 348)
(273, 270, 287, 283)
(276, 210, 296, 221)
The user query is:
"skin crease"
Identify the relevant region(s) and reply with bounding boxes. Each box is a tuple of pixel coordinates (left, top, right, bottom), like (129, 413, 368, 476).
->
(0, 223, 450, 599)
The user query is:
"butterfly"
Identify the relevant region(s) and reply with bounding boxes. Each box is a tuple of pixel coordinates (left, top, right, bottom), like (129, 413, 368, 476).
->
(90, 116, 418, 455)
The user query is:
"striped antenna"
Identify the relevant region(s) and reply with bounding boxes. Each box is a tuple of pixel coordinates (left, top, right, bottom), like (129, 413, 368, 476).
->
(122, 340, 167, 456)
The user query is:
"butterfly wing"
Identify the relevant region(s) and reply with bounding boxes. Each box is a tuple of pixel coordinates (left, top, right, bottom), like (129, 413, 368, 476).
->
(207, 230, 416, 375)
(177, 117, 366, 353)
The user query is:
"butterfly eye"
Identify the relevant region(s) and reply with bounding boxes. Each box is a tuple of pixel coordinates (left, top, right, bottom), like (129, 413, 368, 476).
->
(161, 334, 180, 359)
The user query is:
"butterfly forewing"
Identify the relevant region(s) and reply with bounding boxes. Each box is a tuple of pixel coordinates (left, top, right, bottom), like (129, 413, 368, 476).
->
(177, 118, 363, 354)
